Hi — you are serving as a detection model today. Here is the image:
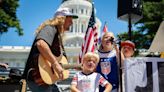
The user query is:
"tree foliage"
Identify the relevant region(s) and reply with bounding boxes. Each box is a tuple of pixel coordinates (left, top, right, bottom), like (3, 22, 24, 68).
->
(117, 0, 164, 49)
(0, 0, 23, 35)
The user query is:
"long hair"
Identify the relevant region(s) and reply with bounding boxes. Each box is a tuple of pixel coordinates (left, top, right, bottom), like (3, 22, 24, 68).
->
(35, 15, 66, 35)
(35, 15, 66, 55)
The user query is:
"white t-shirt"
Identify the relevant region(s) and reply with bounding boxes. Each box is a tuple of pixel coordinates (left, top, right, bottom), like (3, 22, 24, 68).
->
(124, 57, 147, 92)
(71, 72, 109, 92)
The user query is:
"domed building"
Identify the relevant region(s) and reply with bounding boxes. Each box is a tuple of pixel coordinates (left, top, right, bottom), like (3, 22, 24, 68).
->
(60, 0, 102, 63)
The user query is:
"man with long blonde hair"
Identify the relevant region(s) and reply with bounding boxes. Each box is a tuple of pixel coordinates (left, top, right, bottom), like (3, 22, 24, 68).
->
(22, 7, 78, 92)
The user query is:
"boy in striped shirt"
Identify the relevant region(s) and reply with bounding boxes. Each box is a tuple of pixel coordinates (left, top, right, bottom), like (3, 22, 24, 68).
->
(71, 52, 112, 92)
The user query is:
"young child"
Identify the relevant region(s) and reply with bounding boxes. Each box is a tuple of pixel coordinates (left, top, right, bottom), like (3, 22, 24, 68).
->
(70, 52, 112, 92)
(121, 40, 135, 92)
(121, 40, 135, 59)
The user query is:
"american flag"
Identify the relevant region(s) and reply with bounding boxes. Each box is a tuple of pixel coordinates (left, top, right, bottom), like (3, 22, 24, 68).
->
(98, 22, 108, 45)
(78, 4, 98, 63)
(102, 22, 108, 33)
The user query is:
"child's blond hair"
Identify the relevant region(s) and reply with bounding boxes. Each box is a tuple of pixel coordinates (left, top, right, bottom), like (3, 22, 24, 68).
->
(82, 52, 99, 64)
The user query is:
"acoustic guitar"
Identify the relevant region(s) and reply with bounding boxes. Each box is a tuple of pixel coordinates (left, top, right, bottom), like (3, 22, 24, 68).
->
(38, 54, 81, 85)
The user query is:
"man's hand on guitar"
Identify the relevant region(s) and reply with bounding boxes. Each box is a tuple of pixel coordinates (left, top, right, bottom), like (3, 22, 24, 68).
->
(52, 63, 64, 80)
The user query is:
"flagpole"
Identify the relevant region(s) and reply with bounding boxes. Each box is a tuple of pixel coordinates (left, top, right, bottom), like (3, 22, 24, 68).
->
(104, 21, 107, 27)
(118, 37, 123, 92)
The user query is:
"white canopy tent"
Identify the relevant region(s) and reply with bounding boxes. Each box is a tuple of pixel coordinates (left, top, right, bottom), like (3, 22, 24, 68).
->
(148, 21, 164, 52)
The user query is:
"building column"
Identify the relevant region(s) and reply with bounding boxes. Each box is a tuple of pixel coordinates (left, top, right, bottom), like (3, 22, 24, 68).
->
(76, 20, 79, 34)
(73, 21, 76, 34)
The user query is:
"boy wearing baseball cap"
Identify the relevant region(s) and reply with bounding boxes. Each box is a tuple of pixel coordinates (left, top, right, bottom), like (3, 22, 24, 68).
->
(121, 40, 135, 58)
(121, 40, 135, 92)
(71, 52, 112, 92)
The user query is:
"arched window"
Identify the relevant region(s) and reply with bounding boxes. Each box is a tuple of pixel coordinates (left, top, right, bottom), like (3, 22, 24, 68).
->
(81, 24, 84, 33)
(72, 9, 74, 13)
(86, 9, 88, 15)
(70, 25, 73, 32)
(81, 9, 84, 14)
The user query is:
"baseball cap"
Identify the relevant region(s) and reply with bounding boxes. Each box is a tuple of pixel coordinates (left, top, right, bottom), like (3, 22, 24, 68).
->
(54, 7, 78, 19)
(121, 40, 135, 49)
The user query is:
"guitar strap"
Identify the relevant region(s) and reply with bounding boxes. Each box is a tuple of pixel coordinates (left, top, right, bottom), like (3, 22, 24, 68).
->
(58, 32, 67, 59)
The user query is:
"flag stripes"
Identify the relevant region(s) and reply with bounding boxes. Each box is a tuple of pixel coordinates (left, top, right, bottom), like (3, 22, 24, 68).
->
(78, 4, 98, 63)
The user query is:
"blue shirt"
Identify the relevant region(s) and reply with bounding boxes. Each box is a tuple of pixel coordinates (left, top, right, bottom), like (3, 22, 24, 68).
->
(96, 50, 119, 90)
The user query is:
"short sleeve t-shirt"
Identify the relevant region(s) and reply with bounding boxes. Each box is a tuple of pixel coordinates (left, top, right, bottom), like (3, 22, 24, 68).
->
(71, 72, 109, 92)
(36, 25, 57, 46)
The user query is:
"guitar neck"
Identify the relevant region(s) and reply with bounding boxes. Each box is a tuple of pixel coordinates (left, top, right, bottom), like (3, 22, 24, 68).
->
(62, 64, 82, 70)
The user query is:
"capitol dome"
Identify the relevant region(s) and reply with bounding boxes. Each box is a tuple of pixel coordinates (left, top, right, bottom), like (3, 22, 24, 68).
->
(59, 0, 101, 47)
(61, 0, 92, 8)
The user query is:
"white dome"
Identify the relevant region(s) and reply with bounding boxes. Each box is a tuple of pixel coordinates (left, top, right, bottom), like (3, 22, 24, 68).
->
(61, 0, 92, 8)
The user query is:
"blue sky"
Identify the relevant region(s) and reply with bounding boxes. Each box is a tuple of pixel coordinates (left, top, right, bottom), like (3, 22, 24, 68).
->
(0, 0, 128, 46)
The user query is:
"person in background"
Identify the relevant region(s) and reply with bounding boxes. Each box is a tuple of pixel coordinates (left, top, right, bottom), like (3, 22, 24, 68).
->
(22, 7, 78, 92)
(122, 41, 149, 92)
(121, 40, 135, 92)
(121, 40, 135, 60)
(0, 63, 9, 71)
(96, 32, 120, 92)
(71, 52, 112, 92)
(0, 63, 9, 69)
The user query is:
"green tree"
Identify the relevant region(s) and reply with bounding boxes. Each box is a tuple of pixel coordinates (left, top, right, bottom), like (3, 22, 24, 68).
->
(118, 0, 164, 49)
(0, 0, 23, 35)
